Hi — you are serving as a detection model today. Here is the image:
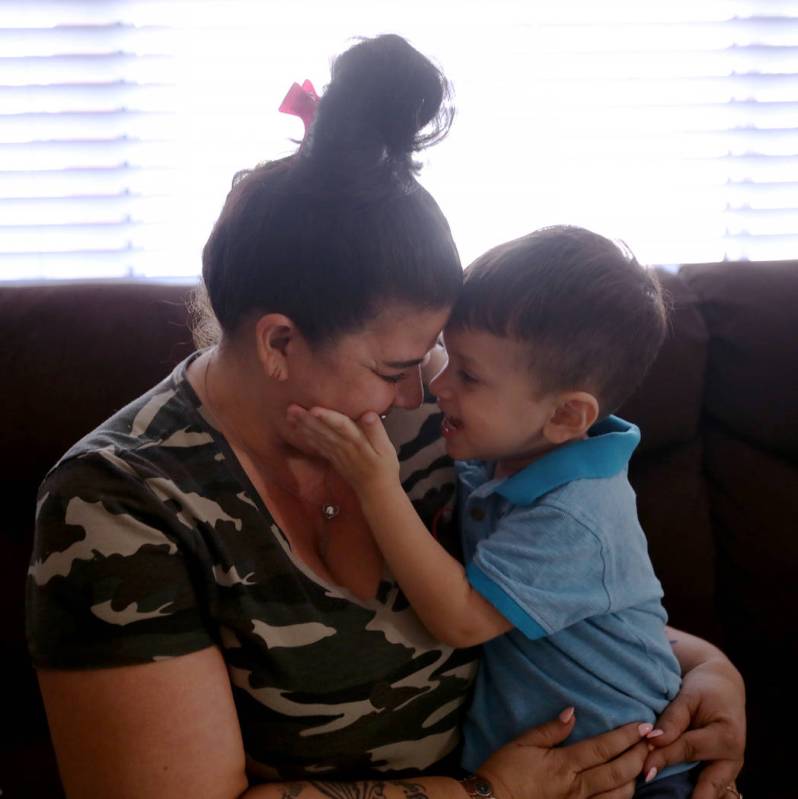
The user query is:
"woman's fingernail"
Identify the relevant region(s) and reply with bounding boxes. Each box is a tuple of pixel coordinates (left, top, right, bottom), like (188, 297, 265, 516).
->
(645, 767, 658, 783)
(638, 723, 653, 736)
(647, 743, 655, 752)
(646, 728, 665, 739)
(559, 706, 575, 723)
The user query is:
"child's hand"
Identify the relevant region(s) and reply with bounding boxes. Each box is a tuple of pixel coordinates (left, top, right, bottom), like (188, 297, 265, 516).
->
(287, 404, 400, 498)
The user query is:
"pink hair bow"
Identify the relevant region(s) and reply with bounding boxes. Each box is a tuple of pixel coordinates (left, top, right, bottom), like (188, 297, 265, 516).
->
(279, 79, 319, 136)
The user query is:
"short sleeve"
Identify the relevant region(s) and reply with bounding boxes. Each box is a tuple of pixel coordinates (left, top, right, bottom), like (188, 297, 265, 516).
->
(26, 452, 216, 669)
(466, 503, 612, 639)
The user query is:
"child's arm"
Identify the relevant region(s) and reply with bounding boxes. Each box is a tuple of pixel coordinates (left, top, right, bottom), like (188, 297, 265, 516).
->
(287, 405, 511, 647)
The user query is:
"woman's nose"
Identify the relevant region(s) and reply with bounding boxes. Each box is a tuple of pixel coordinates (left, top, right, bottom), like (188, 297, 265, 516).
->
(429, 367, 450, 399)
(393, 366, 424, 410)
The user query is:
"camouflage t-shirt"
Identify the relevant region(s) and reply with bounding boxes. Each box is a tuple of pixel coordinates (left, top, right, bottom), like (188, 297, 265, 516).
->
(26, 351, 478, 780)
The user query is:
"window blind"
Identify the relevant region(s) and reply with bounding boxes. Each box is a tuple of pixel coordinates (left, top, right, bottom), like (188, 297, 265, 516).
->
(0, 1, 180, 279)
(1, 0, 796, 281)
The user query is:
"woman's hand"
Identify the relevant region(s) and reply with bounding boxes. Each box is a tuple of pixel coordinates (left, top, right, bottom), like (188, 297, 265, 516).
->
(479, 709, 652, 799)
(644, 642, 746, 799)
(287, 404, 400, 498)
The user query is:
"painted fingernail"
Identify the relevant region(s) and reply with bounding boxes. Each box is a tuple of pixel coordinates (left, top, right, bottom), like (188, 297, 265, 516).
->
(646, 728, 665, 739)
(559, 706, 575, 723)
(638, 723, 653, 736)
(645, 767, 658, 783)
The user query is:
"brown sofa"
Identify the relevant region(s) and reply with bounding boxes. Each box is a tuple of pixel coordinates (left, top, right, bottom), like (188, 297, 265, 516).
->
(1, 263, 796, 798)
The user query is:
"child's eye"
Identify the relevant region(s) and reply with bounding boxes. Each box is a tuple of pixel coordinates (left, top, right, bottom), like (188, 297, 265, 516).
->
(378, 372, 407, 384)
(458, 369, 478, 384)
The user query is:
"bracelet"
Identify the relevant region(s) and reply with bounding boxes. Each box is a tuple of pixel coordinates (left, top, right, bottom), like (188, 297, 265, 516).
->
(459, 774, 497, 799)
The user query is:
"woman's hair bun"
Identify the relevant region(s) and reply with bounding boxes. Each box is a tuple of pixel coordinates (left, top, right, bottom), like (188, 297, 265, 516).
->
(306, 34, 453, 181)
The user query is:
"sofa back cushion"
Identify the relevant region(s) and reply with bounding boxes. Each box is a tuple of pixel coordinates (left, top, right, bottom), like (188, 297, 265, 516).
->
(0, 281, 195, 759)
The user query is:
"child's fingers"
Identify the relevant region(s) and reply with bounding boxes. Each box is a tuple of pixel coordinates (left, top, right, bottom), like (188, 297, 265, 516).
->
(286, 405, 381, 473)
(288, 405, 351, 455)
(357, 412, 395, 458)
(288, 406, 346, 449)
(308, 408, 381, 459)
(308, 406, 359, 435)
(288, 404, 351, 442)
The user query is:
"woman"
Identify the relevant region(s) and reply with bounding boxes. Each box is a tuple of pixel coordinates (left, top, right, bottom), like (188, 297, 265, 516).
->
(27, 35, 744, 799)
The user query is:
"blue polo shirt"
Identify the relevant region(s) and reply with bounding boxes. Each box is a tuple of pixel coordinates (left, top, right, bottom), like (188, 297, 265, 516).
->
(459, 416, 690, 781)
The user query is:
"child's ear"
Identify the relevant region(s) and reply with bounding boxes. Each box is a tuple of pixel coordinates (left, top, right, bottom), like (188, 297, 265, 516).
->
(544, 391, 600, 445)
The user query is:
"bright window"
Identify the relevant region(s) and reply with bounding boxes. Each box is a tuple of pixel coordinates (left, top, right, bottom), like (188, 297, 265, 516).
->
(1, 0, 796, 280)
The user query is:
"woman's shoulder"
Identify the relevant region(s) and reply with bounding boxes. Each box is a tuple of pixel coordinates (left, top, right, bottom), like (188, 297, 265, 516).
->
(34, 351, 251, 562)
(38, 352, 239, 527)
(50, 353, 208, 475)
(27, 356, 240, 669)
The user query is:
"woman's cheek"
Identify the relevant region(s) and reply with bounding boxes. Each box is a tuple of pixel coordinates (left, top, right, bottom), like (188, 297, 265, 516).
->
(362, 381, 398, 417)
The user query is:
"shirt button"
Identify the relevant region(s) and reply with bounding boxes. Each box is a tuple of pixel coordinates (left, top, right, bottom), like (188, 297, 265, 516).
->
(469, 506, 486, 522)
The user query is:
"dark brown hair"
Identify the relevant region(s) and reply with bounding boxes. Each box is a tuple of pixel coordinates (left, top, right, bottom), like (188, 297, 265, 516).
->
(447, 225, 668, 416)
(197, 35, 463, 348)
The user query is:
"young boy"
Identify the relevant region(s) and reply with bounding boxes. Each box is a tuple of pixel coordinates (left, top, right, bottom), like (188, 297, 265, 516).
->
(289, 225, 694, 797)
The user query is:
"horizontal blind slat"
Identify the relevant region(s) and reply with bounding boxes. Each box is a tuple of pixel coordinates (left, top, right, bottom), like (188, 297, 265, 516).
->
(0, 221, 181, 252)
(0, 83, 177, 114)
(0, 111, 177, 145)
(0, 24, 174, 58)
(0, 53, 175, 85)
(0, 166, 176, 198)
(0, 195, 172, 225)
(0, 140, 180, 171)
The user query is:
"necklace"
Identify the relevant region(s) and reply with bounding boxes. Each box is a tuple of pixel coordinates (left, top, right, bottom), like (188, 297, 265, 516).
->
(200, 350, 341, 522)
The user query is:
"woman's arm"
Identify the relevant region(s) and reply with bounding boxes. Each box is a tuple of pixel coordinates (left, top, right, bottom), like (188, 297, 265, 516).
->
(643, 627, 746, 799)
(253, 714, 652, 799)
(39, 652, 652, 799)
(666, 625, 732, 674)
(39, 648, 249, 799)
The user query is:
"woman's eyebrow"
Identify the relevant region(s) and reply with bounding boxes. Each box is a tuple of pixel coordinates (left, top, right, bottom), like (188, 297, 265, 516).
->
(382, 335, 442, 369)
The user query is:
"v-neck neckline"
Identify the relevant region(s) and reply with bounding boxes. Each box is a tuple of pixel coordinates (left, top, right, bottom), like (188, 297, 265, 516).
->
(174, 350, 385, 605)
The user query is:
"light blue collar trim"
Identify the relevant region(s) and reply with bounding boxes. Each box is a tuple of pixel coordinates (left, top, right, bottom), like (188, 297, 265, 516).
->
(494, 415, 640, 506)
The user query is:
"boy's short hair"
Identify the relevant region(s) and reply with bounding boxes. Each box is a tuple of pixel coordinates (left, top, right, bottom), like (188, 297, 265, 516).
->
(447, 225, 668, 417)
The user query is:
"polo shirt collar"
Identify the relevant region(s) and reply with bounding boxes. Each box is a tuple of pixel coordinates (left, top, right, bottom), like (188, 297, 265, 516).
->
(493, 415, 640, 506)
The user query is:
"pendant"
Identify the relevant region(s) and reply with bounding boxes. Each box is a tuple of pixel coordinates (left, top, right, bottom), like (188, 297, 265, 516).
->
(321, 503, 340, 520)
